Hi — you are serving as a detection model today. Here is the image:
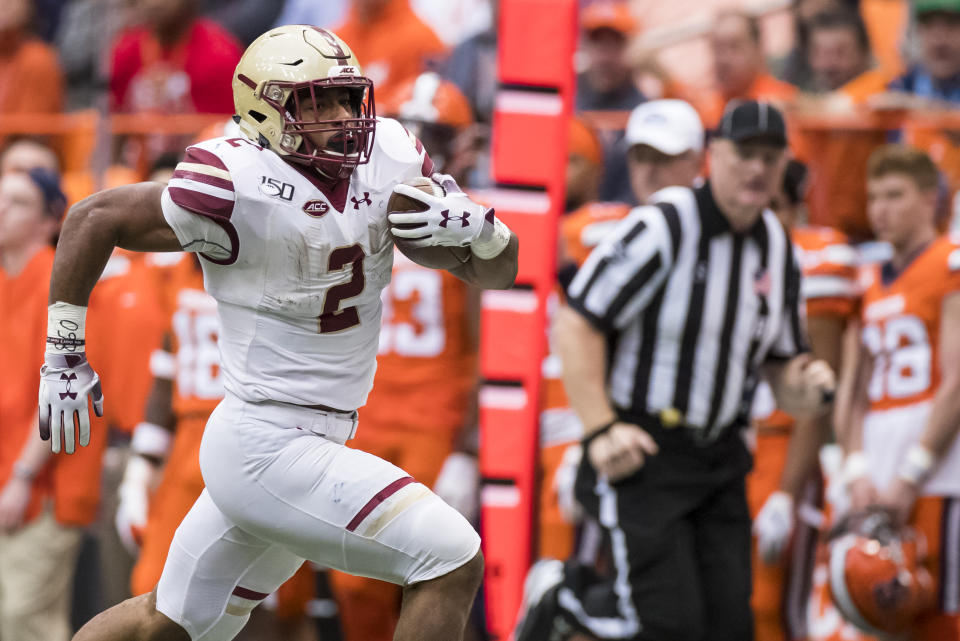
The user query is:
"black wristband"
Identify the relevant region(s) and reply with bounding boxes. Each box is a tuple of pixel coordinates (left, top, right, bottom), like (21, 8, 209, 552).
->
(46, 336, 85, 349)
(581, 420, 617, 448)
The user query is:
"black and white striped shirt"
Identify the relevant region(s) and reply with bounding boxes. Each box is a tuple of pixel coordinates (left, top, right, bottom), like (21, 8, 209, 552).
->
(566, 182, 807, 441)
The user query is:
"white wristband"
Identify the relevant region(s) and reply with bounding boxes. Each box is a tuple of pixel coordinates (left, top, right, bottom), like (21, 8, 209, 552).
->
(130, 422, 173, 460)
(471, 217, 511, 260)
(47, 302, 87, 354)
(842, 451, 869, 487)
(898, 445, 935, 486)
(149, 349, 176, 381)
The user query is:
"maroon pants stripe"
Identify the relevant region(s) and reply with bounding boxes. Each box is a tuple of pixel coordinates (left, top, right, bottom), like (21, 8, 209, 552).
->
(346, 476, 415, 532)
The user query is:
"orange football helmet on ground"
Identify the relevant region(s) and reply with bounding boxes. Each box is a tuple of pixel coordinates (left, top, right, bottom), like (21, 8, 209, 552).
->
(828, 509, 935, 636)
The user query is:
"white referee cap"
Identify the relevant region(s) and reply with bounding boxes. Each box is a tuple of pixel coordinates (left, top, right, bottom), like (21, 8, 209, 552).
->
(625, 99, 704, 156)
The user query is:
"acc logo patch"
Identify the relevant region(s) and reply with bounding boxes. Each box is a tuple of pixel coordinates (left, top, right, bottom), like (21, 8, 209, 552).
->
(303, 200, 330, 217)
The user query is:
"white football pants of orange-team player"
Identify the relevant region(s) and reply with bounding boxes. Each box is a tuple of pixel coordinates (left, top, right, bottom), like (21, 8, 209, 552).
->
(155, 393, 480, 640)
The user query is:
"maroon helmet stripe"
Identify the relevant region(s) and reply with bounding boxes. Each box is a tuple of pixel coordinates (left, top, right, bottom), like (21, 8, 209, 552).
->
(232, 586, 269, 601)
(237, 73, 257, 90)
(184, 147, 229, 171)
(346, 476, 416, 532)
(308, 27, 347, 58)
(168, 187, 235, 219)
(172, 169, 234, 192)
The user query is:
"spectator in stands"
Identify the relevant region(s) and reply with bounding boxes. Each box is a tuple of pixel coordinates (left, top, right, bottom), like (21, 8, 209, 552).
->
(698, 9, 797, 128)
(411, 0, 492, 47)
(56, 0, 132, 110)
(35, 0, 70, 43)
(576, 1, 644, 205)
(201, 0, 283, 46)
(575, 1, 642, 112)
(334, 0, 447, 104)
(443, 0, 497, 187)
(807, 9, 874, 93)
(274, 0, 349, 31)
(109, 0, 242, 114)
(879, 0, 960, 107)
(0, 168, 103, 641)
(444, 0, 497, 123)
(0, 0, 65, 115)
(775, 0, 853, 90)
(0, 138, 60, 176)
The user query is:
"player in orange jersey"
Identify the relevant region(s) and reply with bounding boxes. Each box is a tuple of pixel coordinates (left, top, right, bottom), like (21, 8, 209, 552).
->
(747, 160, 859, 641)
(839, 145, 960, 640)
(325, 71, 481, 641)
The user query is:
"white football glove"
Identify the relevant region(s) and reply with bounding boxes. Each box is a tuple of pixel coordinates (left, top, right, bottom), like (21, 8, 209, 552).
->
(115, 455, 160, 555)
(553, 444, 583, 523)
(388, 173, 493, 248)
(753, 490, 795, 565)
(38, 352, 104, 454)
(432, 452, 479, 522)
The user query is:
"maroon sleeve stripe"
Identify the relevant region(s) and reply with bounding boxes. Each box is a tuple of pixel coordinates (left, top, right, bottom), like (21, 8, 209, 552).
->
(168, 186, 235, 220)
(183, 146, 229, 171)
(172, 168, 234, 192)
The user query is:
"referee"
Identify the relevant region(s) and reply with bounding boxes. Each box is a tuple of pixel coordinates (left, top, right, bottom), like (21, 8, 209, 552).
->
(514, 101, 836, 641)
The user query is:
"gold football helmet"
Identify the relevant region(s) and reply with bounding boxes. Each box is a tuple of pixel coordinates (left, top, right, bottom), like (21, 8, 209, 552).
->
(232, 25, 376, 179)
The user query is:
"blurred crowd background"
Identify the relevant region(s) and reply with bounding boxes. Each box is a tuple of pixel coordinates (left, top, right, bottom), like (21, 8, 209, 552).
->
(3, 0, 960, 640)
(2, 0, 959, 236)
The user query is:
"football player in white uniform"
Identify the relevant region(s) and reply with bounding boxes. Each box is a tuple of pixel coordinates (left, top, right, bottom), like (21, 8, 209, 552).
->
(37, 26, 517, 641)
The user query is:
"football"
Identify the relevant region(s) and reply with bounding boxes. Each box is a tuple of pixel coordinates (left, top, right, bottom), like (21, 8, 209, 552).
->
(388, 177, 472, 270)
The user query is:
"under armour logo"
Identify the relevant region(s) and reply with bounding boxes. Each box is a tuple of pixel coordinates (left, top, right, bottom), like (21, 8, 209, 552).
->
(59, 373, 78, 400)
(351, 192, 371, 210)
(439, 210, 470, 228)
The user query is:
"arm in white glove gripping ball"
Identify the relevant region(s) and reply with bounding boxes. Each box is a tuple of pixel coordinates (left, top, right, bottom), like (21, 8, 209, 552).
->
(388, 174, 510, 258)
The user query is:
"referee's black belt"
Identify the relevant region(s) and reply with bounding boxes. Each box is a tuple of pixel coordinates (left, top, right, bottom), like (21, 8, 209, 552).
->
(614, 407, 745, 450)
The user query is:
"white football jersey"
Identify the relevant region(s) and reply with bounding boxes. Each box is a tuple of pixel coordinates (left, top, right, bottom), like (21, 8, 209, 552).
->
(160, 117, 432, 410)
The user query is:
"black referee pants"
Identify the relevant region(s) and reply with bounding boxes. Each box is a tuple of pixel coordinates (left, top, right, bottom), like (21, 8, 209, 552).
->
(561, 415, 754, 641)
